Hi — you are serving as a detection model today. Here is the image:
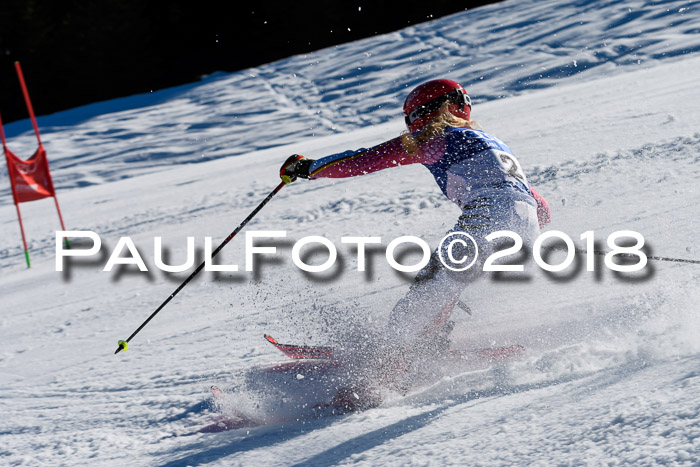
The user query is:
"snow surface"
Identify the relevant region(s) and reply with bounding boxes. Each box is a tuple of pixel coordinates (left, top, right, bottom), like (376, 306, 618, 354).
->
(1, 0, 700, 465)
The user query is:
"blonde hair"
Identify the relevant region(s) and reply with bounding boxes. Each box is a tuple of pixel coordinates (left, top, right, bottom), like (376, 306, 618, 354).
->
(401, 102, 480, 155)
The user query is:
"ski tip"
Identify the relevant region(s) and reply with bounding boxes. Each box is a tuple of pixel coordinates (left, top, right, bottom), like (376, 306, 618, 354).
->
(264, 334, 277, 344)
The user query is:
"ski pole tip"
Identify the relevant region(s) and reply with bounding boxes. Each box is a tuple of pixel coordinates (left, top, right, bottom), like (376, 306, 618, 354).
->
(115, 340, 129, 354)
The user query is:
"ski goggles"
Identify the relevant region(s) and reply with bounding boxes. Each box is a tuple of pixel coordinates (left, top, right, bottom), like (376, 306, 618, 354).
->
(405, 88, 472, 127)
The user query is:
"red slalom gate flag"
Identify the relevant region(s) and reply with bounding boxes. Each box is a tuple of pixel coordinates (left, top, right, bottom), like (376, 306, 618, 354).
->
(4, 145, 56, 203)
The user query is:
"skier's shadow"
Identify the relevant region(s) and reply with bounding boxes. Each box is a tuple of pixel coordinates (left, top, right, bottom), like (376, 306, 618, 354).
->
(158, 359, 650, 466)
(158, 416, 340, 467)
(290, 360, 651, 466)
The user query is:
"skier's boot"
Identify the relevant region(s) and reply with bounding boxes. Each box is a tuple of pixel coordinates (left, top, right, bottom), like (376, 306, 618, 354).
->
(414, 319, 455, 358)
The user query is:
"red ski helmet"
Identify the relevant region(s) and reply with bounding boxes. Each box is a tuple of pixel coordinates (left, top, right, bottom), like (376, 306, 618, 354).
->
(403, 79, 471, 132)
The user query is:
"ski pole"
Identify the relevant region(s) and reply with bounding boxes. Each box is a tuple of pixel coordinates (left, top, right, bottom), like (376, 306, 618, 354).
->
(115, 181, 287, 354)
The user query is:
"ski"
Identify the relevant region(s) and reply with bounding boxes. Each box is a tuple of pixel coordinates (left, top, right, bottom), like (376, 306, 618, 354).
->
(264, 334, 334, 359)
(263, 334, 524, 362)
(199, 415, 254, 433)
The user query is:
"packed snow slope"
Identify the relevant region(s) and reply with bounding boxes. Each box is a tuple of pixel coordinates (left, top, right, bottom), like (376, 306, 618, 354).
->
(1, 0, 700, 465)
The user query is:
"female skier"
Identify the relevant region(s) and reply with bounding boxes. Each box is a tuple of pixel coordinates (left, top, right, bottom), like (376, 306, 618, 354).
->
(280, 79, 551, 381)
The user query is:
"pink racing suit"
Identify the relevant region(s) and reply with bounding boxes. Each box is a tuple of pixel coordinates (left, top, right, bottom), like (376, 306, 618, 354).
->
(308, 127, 552, 348)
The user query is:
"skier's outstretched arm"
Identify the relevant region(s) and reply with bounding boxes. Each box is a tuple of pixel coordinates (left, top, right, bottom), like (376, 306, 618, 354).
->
(280, 136, 436, 182)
